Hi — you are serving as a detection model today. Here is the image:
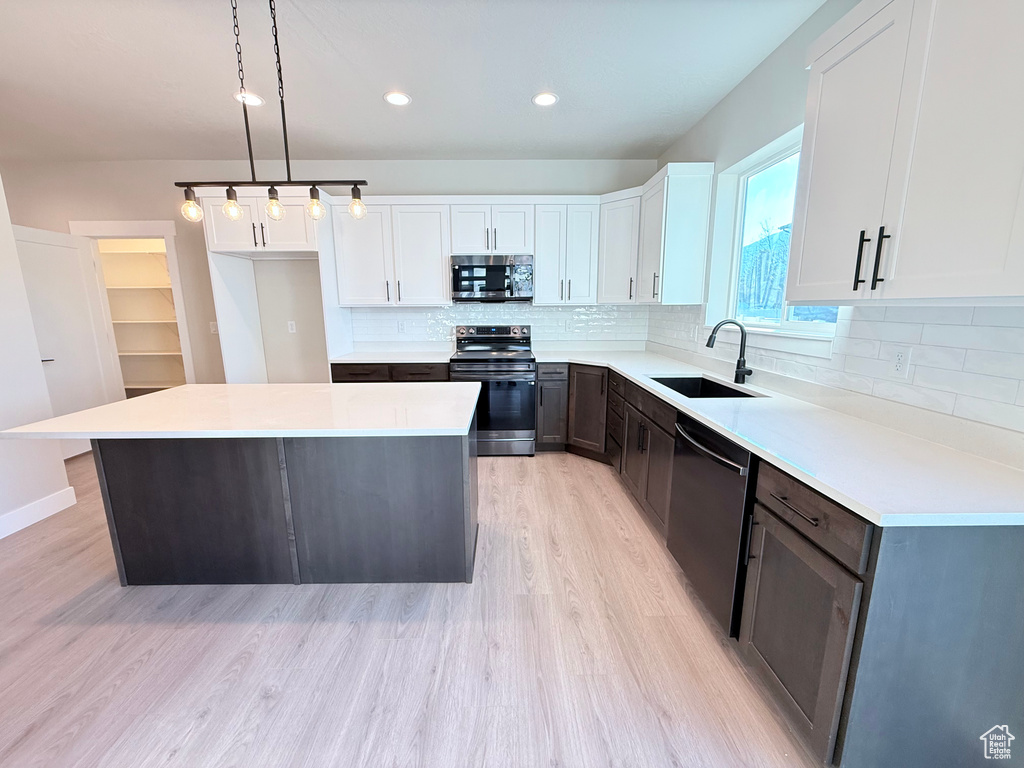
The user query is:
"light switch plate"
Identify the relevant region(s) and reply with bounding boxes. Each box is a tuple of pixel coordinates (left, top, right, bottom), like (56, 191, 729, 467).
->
(888, 345, 912, 379)
(287, 320, 296, 334)
(210, 321, 218, 335)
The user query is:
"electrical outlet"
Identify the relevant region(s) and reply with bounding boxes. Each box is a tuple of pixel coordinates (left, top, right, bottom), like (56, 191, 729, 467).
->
(888, 345, 912, 379)
(209, 322, 218, 335)
(398, 320, 406, 333)
(287, 320, 296, 334)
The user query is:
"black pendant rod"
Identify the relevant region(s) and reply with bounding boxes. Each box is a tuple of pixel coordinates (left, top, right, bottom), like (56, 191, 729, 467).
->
(269, 0, 291, 182)
(231, 0, 257, 182)
(174, 180, 367, 188)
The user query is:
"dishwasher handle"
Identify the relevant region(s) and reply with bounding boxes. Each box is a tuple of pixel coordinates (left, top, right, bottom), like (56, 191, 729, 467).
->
(676, 424, 748, 476)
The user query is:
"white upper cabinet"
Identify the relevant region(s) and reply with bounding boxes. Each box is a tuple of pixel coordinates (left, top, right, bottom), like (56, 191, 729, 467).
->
(333, 205, 395, 305)
(636, 165, 714, 306)
(597, 195, 641, 304)
(450, 204, 534, 254)
(391, 205, 451, 305)
(533, 204, 599, 305)
(789, 0, 1024, 303)
(201, 193, 317, 253)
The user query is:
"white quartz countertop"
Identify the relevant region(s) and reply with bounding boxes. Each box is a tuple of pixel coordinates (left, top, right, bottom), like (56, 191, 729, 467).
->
(2, 383, 482, 439)
(532, 351, 1024, 528)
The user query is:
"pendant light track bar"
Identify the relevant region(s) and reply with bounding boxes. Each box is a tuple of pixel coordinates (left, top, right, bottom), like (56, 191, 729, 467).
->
(174, 181, 367, 189)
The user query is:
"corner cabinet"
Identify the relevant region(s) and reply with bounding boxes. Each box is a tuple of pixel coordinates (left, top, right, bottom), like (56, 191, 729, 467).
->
(788, 0, 1024, 303)
(597, 195, 641, 304)
(567, 364, 608, 452)
(533, 204, 600, 305)
(536, 364, 570, 447)
(637, 164, 714, 306)
(201, 194, 317, 253)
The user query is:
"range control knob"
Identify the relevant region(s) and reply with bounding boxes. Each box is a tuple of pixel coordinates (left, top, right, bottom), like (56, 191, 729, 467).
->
(511, 327, 520, 336)
(468, 327, 476, 335)
(520, 327, 530, 336)
(456, 327, 468, 337)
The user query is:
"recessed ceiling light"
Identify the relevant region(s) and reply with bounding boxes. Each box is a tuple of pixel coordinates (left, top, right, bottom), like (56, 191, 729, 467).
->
(384, 91, 412, 106)
(532, 92, 558, 107)
(234, 91, 265, 106)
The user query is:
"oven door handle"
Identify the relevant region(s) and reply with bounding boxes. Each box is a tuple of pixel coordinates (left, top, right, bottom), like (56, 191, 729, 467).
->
(450, 373, 537, 382)
(675, 424, 748, 476)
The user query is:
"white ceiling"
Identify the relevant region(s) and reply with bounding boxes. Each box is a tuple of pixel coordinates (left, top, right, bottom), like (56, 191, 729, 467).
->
(0, 0, 825, 162)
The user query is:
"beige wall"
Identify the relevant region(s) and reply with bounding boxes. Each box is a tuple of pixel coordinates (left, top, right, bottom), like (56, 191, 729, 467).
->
(254, 259, 329, 383)
(0, 158, 657, 382)
(658, 0, 858, 169)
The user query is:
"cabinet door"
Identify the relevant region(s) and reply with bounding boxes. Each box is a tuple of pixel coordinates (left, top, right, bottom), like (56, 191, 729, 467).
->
(565, 204, 600, 305)
(882, 0, 1024, 299)
(537, 378, 569, 444)
(740, 505, 863, 764)
(620, 403, 648, 500)
(533, 204, 566, 305)
(597, 197, 641, 303)
(492, 205, 534, 254)
(391, 205, 451, 305)
(450, 205, 491, 254)
(642, 423, 674, 530)
(787, 0, 916, 303)
(637, 180, 666, 304)
(567, 364, 607, 452)
(333, 205, 394, 305)
(262, 199, 317, 251)
(201, 196, 262, 252)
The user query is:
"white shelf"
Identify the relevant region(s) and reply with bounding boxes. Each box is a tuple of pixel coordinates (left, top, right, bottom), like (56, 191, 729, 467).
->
(112, 319, 178, 324)
(106, 285, 172, 290)
(118, 351, 183, 357)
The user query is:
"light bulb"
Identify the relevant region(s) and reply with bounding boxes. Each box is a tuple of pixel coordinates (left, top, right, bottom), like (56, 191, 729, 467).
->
(222, 187, 243, 221)
(532, 92, 559, 107)
(180, 187, 203, 222)
(348, 198, 367, 220)
(306, 186, 327, 221)
(307, 198, 327, 221)
(348, 185, 366, 220)
(265, 187, 285, 221)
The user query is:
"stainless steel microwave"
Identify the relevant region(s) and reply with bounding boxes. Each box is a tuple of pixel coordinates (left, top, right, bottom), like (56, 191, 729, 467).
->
(451, 254, 533, 302)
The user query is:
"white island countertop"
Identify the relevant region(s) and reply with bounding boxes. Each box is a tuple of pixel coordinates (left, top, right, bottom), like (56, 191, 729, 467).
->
(2, 383, 482, 439)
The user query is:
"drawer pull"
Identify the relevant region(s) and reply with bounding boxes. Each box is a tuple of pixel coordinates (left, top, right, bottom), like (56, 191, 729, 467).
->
(770, 492, 820, 527)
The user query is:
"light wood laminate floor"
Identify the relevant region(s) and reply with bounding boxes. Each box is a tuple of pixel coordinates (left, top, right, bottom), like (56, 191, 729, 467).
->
(0, 452, 817, 767)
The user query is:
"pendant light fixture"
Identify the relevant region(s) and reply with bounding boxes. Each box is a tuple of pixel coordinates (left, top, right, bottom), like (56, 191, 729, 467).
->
(175, 0, 366, 222)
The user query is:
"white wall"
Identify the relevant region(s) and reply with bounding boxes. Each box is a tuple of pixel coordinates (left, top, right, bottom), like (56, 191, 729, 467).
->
(0, 172, 76, 538)
(0, 158, 657, 384)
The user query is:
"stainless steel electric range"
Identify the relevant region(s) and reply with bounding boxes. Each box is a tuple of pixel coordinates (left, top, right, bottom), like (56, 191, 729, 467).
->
(449, 325, 536, 456)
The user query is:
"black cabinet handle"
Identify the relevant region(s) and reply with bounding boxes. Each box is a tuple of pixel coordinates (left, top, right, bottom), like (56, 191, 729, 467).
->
(385, 281, 390, 301)
(539, 385, 544, 407)
(41, 358, 55, 363)
(676, 424, 748, 476)
(769, 492, 820, 527)
(568, 279, 572, 302)
(560, 279, 564, 301)
(870, 225, 890, 290)
(493, 228, 497, 250)
(260, 222, 267, 247)
(652, 272, 659, 298)
(252, 223, 258, 248)
(629, 277, 634, 300)
(485, 227, 489, 250)
(745, 518, 759, 564)
(852, 230, 870, 290)
(600, 374, 605, 396)
(397, 280, 402, 302)
(637, 421, 644, 452)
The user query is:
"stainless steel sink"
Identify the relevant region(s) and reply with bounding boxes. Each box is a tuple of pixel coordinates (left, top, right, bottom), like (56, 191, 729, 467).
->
(651, 376, 755, 399)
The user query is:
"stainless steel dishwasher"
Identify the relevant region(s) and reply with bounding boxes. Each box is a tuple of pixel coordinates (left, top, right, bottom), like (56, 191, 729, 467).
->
(667, 412, 757, 638)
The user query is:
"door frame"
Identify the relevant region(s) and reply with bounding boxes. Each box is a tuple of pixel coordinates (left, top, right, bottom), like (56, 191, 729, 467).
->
(69, 220, 196, 384)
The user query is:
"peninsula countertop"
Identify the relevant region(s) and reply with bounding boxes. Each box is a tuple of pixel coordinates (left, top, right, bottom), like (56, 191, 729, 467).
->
(2, 383, 482, 439)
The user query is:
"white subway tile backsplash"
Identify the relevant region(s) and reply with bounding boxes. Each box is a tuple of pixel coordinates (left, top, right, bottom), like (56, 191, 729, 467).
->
(883, 306, 974, 325)
(843, 355, 892, 379)
(912, 366, 1019, 403)
(971, 307, 1024, 328)
(833, 336, 881, 358)
(871, 381, 957, 414)
(814, 368, 874, 395)
(849, 320, 923, 343)
(963, 350, 1024, 380)
(954, 396, 1024, 432)
(921, 325, 1024, 353)
(880, 342, 966, 371)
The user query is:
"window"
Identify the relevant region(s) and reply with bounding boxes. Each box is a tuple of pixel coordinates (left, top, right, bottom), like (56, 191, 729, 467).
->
(731, 149, 837, 331)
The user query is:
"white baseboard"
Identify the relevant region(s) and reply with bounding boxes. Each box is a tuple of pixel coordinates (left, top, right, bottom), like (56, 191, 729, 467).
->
(0, 486, 78, 540)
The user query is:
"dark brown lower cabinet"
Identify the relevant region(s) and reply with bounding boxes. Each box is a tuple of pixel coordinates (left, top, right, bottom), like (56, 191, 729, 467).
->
(331, 362, 449, 383)
(621, 403, 646, 498)
(739, 503, 862, 764)
(620, 402, 673, 532)
(537, 377, 569, 447)
(567, 364, 607, 452)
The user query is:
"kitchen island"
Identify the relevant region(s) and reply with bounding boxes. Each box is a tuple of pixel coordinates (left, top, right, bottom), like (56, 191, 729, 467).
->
(3, 383, 481, 585)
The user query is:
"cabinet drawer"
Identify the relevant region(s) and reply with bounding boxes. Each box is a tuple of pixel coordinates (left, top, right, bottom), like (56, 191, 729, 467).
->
(388, 363, 449, 381)
(623, 380, 676, 434)
(538, 363, 569, 380)
(608, 370, 625, 396)
(757, 463, 873, 574)
(606, 406, 624, 447)
(607, 390, 624, 418)
(331, 363, 390, 382)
